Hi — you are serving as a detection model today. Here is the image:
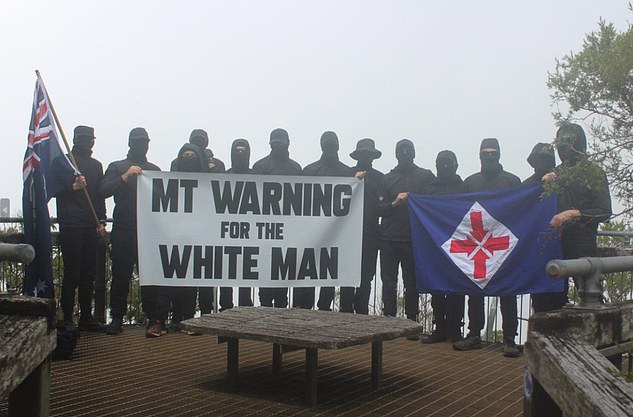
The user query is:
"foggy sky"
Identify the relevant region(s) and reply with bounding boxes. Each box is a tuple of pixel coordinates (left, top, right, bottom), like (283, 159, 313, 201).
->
(1, 0, 630, 216)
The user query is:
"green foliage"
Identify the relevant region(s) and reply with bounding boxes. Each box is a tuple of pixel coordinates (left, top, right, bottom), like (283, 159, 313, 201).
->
(547, 11, 633, 215)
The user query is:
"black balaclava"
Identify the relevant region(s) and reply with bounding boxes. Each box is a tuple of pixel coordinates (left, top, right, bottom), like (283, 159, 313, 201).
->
(479, 137, 501, 175)
(189, 129, 209, 149)
(269, 128, 290, 161)
(127, 127, 149, 163)
(435, 150, 458, 180)
(527, 142, 555, 176)
(231, 138, 251, 173)
(320, 131, 339, 165)
(556, 123, 587, 164)
(176, 143, 204, 173)
(72, 125, 95, 157)
(351, 138, 381, 170)
(395, 139, 415, 172)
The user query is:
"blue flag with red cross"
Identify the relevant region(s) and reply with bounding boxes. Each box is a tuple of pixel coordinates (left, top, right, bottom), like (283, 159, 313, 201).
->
(408, 185, 563, 296)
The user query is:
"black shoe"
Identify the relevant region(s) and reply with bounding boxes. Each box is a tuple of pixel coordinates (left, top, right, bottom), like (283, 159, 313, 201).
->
(503, 339, 520, 358)
(421, 330, 446, 344)
(146, 320, 167, 338)
(78, 317, 107, 332)
(453, 334, 482, 351)
(106, 318, 123, 335)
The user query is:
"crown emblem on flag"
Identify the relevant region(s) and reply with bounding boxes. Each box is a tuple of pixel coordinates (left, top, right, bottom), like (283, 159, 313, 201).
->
(441, 202, 518, 289)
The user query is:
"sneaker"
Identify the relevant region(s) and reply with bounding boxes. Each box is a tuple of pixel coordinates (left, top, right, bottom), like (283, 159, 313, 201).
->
(146, 320, 167, 338)
(421, 330, 446, 344)
(106, 318, 123, 335)
(78, 317, 107, 332)
(406, 333, 420, 341)
(453, 334, 482, 351)
(503, 339, 520, 358)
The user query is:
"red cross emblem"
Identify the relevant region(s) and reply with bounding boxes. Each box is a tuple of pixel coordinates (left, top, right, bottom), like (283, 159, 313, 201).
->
(442, 202, 517, 289)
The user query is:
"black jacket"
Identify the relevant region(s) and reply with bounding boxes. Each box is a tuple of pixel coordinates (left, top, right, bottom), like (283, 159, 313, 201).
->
(423, 174, 465, 196)
(100, 157, 160, 229)
(462, 167, 521, 193)
(55, 151, 106, 229)
(378, 164, 435, 242)
(302, 156, 354, 177)
(251, 154, 302, 176)
(354, 166, 384, 240)
(556, 161, 612, 240)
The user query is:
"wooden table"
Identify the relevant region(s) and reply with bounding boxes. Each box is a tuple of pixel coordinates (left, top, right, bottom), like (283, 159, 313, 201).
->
(181, 306, 423, 406)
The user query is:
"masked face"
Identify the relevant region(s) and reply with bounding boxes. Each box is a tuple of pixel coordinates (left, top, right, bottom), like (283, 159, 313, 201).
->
(556, 132, 581, 163)
(321, 140, 339, 160)
(129, 138, 149, 160)
(178, 150, 200, 172)
(436, 159, 457, 179)
(270, 141, 289, 159)
(73, 137, 94, 155)
(480, 149, 500, 171)
(231, 145, 250, 172)
(396, 143, 415, 167)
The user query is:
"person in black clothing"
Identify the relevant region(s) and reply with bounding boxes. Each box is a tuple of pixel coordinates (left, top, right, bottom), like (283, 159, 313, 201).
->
(170, 129, 225, 173)
(522, 143, 555, 186)
(543, 123, 612, 310)
(169, 143, 207, 332)
(421, 150, 466, 343)
(339, 138, 384, 314)
(521, 143, 561, 313)
(294, 131, 355, 310)
(453, 138, 522, 357)
(251, 128, 302, 308)
(219, 139, 255, 311)
(55, 126, 107, 331)
(378, 139, 435, 330)
(101, 128, 165, 337)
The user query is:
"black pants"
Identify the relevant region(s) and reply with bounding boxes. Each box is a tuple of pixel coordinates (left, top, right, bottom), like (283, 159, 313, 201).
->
(467, 295, 517, 340)
(259, 287, 288, 308)
(219, 287, 254, 311)
(170, 287, 197, 321)
(198, 287, 214, 314)
(59, 226, 100, 321)
(380, 240, 419, 320)
(110, 227, 169, 322)
(430, 292, 465, 338)
(293, 287, 333, 311)
(339, 241, 379, 314)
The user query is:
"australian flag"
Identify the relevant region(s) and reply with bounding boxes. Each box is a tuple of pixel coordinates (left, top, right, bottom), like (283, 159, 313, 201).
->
(408, 185, 563, 296)
(22, 76, 75, 298)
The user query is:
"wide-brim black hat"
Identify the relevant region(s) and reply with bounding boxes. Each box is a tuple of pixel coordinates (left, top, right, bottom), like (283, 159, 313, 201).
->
(350, 138, 381, 160)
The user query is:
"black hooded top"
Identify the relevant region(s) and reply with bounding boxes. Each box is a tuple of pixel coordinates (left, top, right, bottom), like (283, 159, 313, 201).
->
(227, 139, 252, 174)
(378, 140, 435, 241)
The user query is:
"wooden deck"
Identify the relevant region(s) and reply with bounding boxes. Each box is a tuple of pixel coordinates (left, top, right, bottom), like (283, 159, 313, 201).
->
(0, 321, 525, 417)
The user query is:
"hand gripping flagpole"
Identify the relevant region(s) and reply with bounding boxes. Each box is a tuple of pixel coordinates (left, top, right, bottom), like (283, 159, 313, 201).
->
(34, 70, 104, 237)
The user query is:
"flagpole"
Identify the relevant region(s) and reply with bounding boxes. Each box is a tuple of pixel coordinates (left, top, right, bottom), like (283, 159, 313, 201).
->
(34, 70, 103, 232)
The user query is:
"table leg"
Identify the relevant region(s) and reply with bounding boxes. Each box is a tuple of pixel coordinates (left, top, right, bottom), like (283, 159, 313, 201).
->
(272, 343, 282, 376)
(305, 348, 318, 407)
(371, 340, 383, 390)
(227, 338, 239, 392)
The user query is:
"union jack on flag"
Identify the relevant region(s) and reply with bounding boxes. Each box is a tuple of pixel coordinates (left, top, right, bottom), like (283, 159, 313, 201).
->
(22, 76, 75, 298)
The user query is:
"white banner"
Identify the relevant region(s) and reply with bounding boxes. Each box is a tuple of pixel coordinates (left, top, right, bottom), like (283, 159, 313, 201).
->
(137, 172, 364, 287)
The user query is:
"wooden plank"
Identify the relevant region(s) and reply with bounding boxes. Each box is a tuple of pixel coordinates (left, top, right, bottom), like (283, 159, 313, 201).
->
(8, 357, 50, 417)
(0, 316, 56, 400)
(525, 332, 633, 417)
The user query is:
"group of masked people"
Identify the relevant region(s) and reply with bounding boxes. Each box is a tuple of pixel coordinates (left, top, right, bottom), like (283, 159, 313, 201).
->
(54, 122, 611, 351)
